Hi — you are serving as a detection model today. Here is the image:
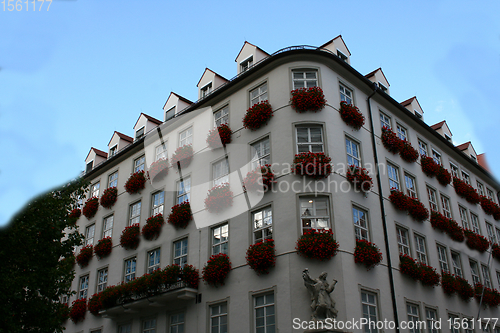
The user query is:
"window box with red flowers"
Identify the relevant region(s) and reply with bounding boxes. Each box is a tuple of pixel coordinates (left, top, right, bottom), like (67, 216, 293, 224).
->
(124, 171, 147, 194)
(82, 197, 99, 219)
(456, 276, 474, 301)
(492, 244, 500, 262)
(354, 239, 382, 270)
(441, 272, 459, 295)
(463, 229, 490, 253)
(296, 229, 339, 261)
(436, 166, 452, 186)
(142, 214, 165, 240)
(389, 190, 408, 211)
(430, 211, 448, 233)
(339, 101, 364, 130)
(202, 253, 231, 287)
(243, 100, 273, 130)
(100, 187, 117, 209)
(68, 208, 81, 220)
(293, 152, 332, 179)
(76, 245, 93, 268)
(69, 298, 86, 323)
(400, 141, 419, 163)
(246, 239, 276, 275)
(167, 201, 192, 229)
(204, 183, 233, 214)
(243, 164, 276, 192)
(429, 211, 465, 242)
(419, 263, 440, 287)
(88, 293, 102, 316)
(474, 283, 500, 308)
(206, 124, 232, 149)
(182, 264, 200, 289)
(407, 197, 429, 222)
(381, 127, 404, 154)
(480, 196, 500, 220)
(346, 165, 373, 192)
(57, 303, 70, 323)
(94, 237, 112, 259)
(420, 156, 439, 177)
(453, 177, 480, 204)
(399, 254, 421, 281)
(149, 158, 169, 181)
(290, 86, 326, 113)
(120, 223, 140, 250)
(171, 144, 194, 169)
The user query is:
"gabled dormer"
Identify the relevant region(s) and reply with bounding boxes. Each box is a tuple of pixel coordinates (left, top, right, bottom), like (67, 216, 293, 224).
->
(235, 41, 270, 74)
(401, 96, 424, 120)
(133, 113, 162, 141)
(107, 131, 133, 158)
(197, 68, 229, 100)
(85, 148, 107, 173)
(456, 142, 478, 163)
(365, 68, 390, 95)
(163, 92, 193, 121)
(319, 35, 351, 64)
(431, 120, 453, 143)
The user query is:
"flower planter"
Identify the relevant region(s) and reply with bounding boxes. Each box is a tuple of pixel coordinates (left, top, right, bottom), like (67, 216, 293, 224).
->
(456, 276, 474, 301)
(149, 158, 169, 181)
(399, 254, 421, 280)
(441, 272, 459, 295)
(430, 211, 448, 232)
(69, 299, 86, 323)
(68, 208, 81, 220)
(171, 144, 194, 169)
(206, 124, 232, 149)
(142, 214, 165, 240)
(125, 171, 147, 194)
(474, 283, 500, 308)
(346, 165, 373, 192)
(120, 224, 140, 250)
(202, 253, 231, 287)
(292, 152, 332, 179)
(420, 156, 439, 177)
(296, 229, 339, 261)
(389, 190, 408, 211)
(243, 100, 273, 130)
(381, 127, 404, 154)
(480, 196, 500, 220)
(453, 177, 480, 204)
(246, 239, 276, 275)
(419, 263, 440, 287)
(436, 166, 452, 186)
(407, 197, 429, 222)
(100, 187, 117, 209)
(94, 237, 112, 259)
(76, 245, 93, 268)
(339, 101, 364, 130)
(354, 239, 382, 270)
(290, 86, 326, 113)
(492, 244, 500, 262)
(463, 229, 490, 253)
(167, 202, 192, 229)
(182, 264, 200, 289)
(88, 293, 102, 316)
(400, 141, 419, 163)
(82, 197, 99, 219)
(204, 183, 233, 214)
(243, 164, 276, 192)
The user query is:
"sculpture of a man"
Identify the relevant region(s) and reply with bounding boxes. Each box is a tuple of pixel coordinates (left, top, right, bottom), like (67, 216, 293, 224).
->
(302, 268, 338, 321)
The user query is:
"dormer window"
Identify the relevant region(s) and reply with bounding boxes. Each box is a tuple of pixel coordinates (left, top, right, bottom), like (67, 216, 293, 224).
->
(378, 82, 388, 93)
(240, 56, 253, 72)
(135, 127, 145, 140)
(470, 155, 477, 163)
(86, 161, 94, 173)
(165, 107, 175, 121)
(414, 109, 422, 119)
(445, 134, 452, 142)
(201, 83, 212, 98)
(337, 50, 348, 62)
(109, 145, 118, 158)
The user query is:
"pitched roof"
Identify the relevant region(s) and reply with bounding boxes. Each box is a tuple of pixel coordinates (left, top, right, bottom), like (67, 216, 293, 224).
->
(430, 120, 446, 130)
(133, 113, 162, 129)
(400, 97, 416, 107)
(319, 35, 352, 56)
(172, 92, 193, 105)
(456, 142, 471, 151)
(234, 41, 270, 62)
(108, 131, 133, 146)
(86, 147, 108, 161)
(364, 67, 390, 86)
(197, 68, 229, 87)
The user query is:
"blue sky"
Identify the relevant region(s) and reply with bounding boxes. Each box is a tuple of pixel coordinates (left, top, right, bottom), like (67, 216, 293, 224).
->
(1, 0, 499, 227)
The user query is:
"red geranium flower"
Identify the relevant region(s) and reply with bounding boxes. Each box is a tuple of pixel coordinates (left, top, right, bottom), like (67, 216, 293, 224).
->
(453, 177, 480, 204)
(69, 299, 86, 323)
(420, 156, 439, 177)
(436, 166, 452, 186)
(400, 141, 419, 163)
(246, 239, 276, 275)
(339, 101, 364, 130)
(381, 127, 404, 154)
(100, 187, 117, 209)
(76, 245, 93, 268)
(290, 86, 326, 113)
(243, 100, 273, 131)
(354, 239, 382, 270)
(149, 158, 169, 181)
(389, 190, 408, 211)
(243, 164, 276, 192)
(88, 293, 103, 316)
(346, 165, 373, 192)
(204, 183, 233, 214)
(463, 229, 490, 253)
(94, 237, 112, 259)
(82, 197, 99, 219)
(142, 214, 165, 241)
(120, 224, 140, 250)
(206, 124, 232, 149)
(171, 144, 194, 169)
(293, 152, 332, 179)
(167, 202, 192, 229)
(68, 208, 81, 220)
(202, 253, 231, 287)
(296, 229, 339, 261)
(124, 171, 147, 194)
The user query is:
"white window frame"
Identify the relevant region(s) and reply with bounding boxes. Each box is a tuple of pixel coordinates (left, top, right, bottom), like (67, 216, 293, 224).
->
(296, 126, 324, 153)
(487, 188, 495, 202)
(469, 260, 481, 285)
(254, 293, 275, 333)
(201, 82, 212, 98)
(142, 317, 156, 333)
(177, 177, 191, 204)
(339, 83, 353, 104)
(387, 164, 400, 190)
(109, 145, 118, 158)
(85, 224, 95, 246)
(414, 234, 428, 264)
(165, 106, 175, 121)
(481, 265, 492, 288)
(210, 303, 228, 333)
(396, 124, 407, 141)
(155, 143, 167, 161)
(485, 222, 496, 244)
(124, 257, 136, 282)
(252, 206, 273, 243)
(212, 223, 229, 255)
(134, 155, 145, 173)
(450, 163, 459, 178)
(173, 238, 188, 268)
(470, 213, 481, 234)
(251, 137, 271, 169)
(432, 150, 441, 165)
(214, 105, 229, 127)
(462, 171, 471, 185)
(404, 173, 417, 198)
(353, 206, 369, 241)
(135, 127, 145, 140)
(436, 244, 449, 273)
(418, 140, 427, 156)
(292, 69, 318, 89)
(108, 171, 118, 188)
(152, 191, 165, 216)
(450, 251, 463, 277)
(250, 82, 268, 106)
(477, 181, 485, 196)
(406, 303, 421, 333)
(213, 158, 229, 186)
(427, 187, 438, 212)
(169, 313, 185, 333)
(380, 112, 391, 129)
(79, 275, 89, 299)
(179, 127, 193, 147)
(129, 201, 141, 226)
(396, 226, 410, 256)
(97, 268, 108, 292)
(240, 55, 253, 72)
(147, 248, 161, 274)
(103, 215, 113, 238)
(441, 195, 452, 219)
(345, 137, 361, 167)
(425, 308, 439, 333)
(299, 196, 331, 233)
(361, 291, 379, 333)
(91, 182, 100, 198)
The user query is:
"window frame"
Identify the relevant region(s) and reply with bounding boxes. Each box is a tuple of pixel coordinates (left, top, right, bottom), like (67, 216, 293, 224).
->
(440, 194, 452, 219)
(102, 215, 113, 238)
(432, 149, 441, 165)
(345, 136, 361, 167)
(108, 171, 118, 188)
(134, 155, 145, 173)
(450, 251, 463, 277)
(250, 82, 268, 107)
(173, 237, 188, 268)
(200, 82, 213, 98)
(427, 186, 438, 212)
(209, 302, 228, 333)
(85, 224, 95, 246)
(418, 139, 427, 156)
(436, 244, 449, 273)
(211, 222, 229, 255)
(240, 55, 253, 72)
(155, 143, 167, 162)
(379, 111, 391, 129)
(481, 264, 492, 288)
(97, 267, 108, 293)
(253, 293, 276, 333)
(414, 234, 428, 264)
(469, 259, 481, 285)
(129, 201, 141, 226)
(124, 257, 137, 283)
(396, 123, 408, 141)
(299, 196, 331, 234)
(78, 274, 89, 299)
(339, 82, 353, 105)
(361, 290, 379, 333)
(404, 173, 417, 198)
(179, 127, 193, 147)
(396, 225, 410, 256)
(252, 205, 273, 244)
(142, 317, 156, 333)
(353, 205, 369, 241)
(250, 136, 271, 169)
(387, 163, 400, 191)
(470, 213, 481, 234)
(147, 248, 161, 274)
(165, 106, 176, 121)
(212, 157, 230, 186)
(449, 162, 459, 178)
(91, 182, 100, 198)
(169, 312, 185, 333)
(406, 302, 421, 333)
(292, 69, 318, 89)
(459, 206, 470, 229)
(214, 105, 229, 127)
(151, 191, 165, 216)
(295, 125, 324, 154)
(176, 177, 191, 204)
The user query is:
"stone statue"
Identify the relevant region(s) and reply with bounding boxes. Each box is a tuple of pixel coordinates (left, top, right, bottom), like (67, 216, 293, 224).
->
(302, 268, 338, 321)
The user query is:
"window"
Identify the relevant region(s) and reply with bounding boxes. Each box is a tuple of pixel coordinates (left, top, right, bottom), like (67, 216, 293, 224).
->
(91, 182, 100, 198)
(142, 318, 156, 333)
(177, 177, 191, 204)
(353, 206, 369, 241)
(86, 161, 94, 173)
(459, 206, 469, 229)
(240, 55, 253, 72)
(425, 308, 439, 333)
(152, 191, 164, 216)
(449, 314, 460, 333)
(418, 140, 427, 156)
(345, 137, 361, 167)
(109, 145, 118, 158)
(469, 260, 481, 285)
(124, 257, 136, 282)
(497, 271, 500, 287)
(406, 303, 421, 333)
(450, 251, 463, 277)
(427, 187, 438, 212)
(387, 164, 400, 190)
(432, 150, 441, 165)
(396, 226, 410, 256)
(135, 126, 145, 140)
(337, 50, 348, 62)
(250, 82, 268, 106)
(129, 201, 141, 226)
(470, 213, 480, 234)
(214, 106, 229, 127)
(293, 70, 318, 89)
(165, 106, 175, 121)
(169, 313, 185, 333)
(201, 82, 212, 98)
(441, 195, 452, 219)
(361, 291, 378, 333)
(487, 188, 495, 202)
(404, 174, 417, 198)
(85, 224, 95, 246)
(486, 223, 497, 244)
(134, 156, 145, 172)
(118, 323, 132, 333)
(213, 158, 229, 186)
(212, 223, 229, 255)
(396, 124, 407, 141)
(210, 303, 228, 333)
(436, 245, 449, 273)
(462, 171, 471, 185)
(481, 265, 492, 288)
(477, 181, 485, 196)
(173, 238, 188, 268)
(414, 235, 427, 264)
(253, 206, 273, 243)
(179, 127, 193, 146)
(108, 172, 118, 188)
(97, 268, 108, 292)
(147, 248, 161, 274)
(497, 228, 500, 245)
(380, 112, 391, 129)
(378, 82, 388, 93)
(79, 275, 89, 299)
(251, 137, 270, 169)
(102, 215, 113, 238)
(450, 163, 459, 178)
(155, 143, 167, 161)
(339, 83, 353, 104)
(254, 293, 275, 333)
(300, 197, 330, 233)
(296, 126, 324, 153)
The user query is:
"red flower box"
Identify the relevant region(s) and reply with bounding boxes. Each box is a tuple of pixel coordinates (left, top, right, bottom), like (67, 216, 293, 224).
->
(436, 166, 452, 186)
(492, 244, 500, 262)
(76, 245, 93, 268)
(421, 156, 439, 177)
(346, 165, 373, 192)
(142, 214, 165, 240)
(167, 202, 192, 229)
(246, 239, 276, 275)
(120, 224, 140, 250)
(456, 276, 474, 301)
(441, 272, 459, 295)
(69, 299, 86, 323)
(407, 197, 429, 222)
(429, 211, 465, 242)
(88, 293, 102, 316)
(202, 253, 231, 287)
(290, 86, 326, 113)
(480, 196, 500, 220)
(463, 229, 490, 253)
(100, 187, 117, 209)
(447, 219, 465, 242)
(171, 144, 194, 169)
(182, 264, 200, 289)
(124, 171, 147, 194)
(381, 127, 404, 154)
(94, 237, 112, 259)
(354, 239, 382, 270)
(296, 229, 339, 261)
(430, 211, 448, 232)
(474, 283, 500, 308)
(243, 100, 273, 130)
(389, 190, 409, 211)
(293, 152, 332, 179)
(82, 197, 99, 219)
(204, 183, 233, 214)
(243, 164, 276, 192)
(399, 254, 421, 280)
(400, 141, 419, 163)
(68, 208, 81, 220)
(149, 158, 169, 181)
(339, 101, 364, 130)
(453, 177, 480, 204)
(419, 263, 440, 287)
(206, 124, 232, 149)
